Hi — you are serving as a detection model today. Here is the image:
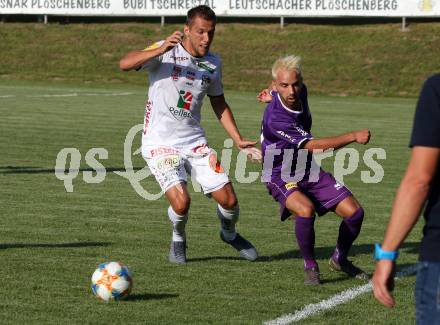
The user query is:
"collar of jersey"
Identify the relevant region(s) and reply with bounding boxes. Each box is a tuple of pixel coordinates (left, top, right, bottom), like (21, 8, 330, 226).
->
(178, 43, 207, 62)
(277, 93, 303, 114)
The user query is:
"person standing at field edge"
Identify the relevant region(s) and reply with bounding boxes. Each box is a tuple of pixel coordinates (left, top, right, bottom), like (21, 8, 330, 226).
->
(119, 5, 261, 264)
(373, 74, 440, 325)
(258, 55, 370, 285)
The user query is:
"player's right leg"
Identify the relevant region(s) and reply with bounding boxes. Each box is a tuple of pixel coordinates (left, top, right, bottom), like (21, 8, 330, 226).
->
(143, 148, 190, 264)
(285, 191, 321, 285)
(266, 180, 320, 285)
(165, 183, 191, 264)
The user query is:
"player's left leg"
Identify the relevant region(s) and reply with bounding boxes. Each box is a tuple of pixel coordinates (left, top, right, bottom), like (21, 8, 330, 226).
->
(210, 183, 238, 242)
(211, 183, 258, 261)
(333, 196, 363, 262)
(302, 169, 367, 279)
(330, 196, 368, 279)
(186, 146, 258, 261)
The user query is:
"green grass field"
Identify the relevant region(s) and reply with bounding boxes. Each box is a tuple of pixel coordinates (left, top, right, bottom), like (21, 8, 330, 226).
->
(0, 80, 423, 324)
(1, 22, 439, 97)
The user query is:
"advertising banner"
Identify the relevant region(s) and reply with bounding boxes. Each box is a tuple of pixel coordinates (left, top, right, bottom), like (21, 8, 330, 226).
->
(0, 0, 438, 17)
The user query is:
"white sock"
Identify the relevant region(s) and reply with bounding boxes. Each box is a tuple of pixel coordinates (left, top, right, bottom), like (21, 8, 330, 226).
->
(217, 204, 239, 241)
(168, 206, 188, 242)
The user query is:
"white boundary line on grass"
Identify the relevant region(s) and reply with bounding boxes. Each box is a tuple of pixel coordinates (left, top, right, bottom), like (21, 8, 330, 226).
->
(263, 264, 418, 325)
(0, 92, 134, 98)
(0, 95, 406, 104)
(228, 93, 414, 108)
(314, 100, 414, 108)
(0, 85, 413, 107)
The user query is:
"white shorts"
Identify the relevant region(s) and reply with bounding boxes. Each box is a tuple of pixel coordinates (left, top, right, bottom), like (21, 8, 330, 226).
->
(142, 144, 230, 194)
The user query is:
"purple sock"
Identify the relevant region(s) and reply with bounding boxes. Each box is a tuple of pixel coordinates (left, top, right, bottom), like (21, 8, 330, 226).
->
(295, 216, 317, 269)
(333, 208, 364, 263)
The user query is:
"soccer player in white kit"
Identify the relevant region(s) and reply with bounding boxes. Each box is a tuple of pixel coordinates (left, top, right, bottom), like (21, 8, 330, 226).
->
(119, 5, 260, 264)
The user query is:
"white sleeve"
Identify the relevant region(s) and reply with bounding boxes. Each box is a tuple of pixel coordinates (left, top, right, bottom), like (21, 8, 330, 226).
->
(136, 40, 165, 71)
(207, 60, 224, 97)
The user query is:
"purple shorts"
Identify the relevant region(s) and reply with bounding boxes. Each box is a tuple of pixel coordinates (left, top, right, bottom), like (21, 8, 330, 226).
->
(266, 170, 352, 221)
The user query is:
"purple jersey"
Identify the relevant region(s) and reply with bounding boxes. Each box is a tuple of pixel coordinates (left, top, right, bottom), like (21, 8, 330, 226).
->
(261, 85, 313, 182)
(261, 85, 352, 220)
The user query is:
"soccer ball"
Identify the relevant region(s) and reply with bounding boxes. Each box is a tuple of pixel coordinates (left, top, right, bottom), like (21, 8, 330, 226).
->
(91, 261, 133, 301)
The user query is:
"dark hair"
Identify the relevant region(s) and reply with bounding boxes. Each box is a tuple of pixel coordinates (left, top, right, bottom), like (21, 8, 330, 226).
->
(186, 5, 217, 26)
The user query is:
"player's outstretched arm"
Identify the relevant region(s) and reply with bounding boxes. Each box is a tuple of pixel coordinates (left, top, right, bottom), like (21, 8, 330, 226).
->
(210, 95, 262, 162)
(303, 129, 370, 151)
(372, 146, 440, 307)
(119, 31, 183, 71)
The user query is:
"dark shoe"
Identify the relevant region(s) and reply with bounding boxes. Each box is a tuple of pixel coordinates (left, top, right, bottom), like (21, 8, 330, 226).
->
(169, 241, 187, 264)
(329, 258, 369, 280)
(220, 232, 258, 261)
(304, 267, 321, 285)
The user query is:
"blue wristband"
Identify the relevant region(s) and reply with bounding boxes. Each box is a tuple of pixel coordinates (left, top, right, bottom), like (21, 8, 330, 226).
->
(375, 243, 399, 261)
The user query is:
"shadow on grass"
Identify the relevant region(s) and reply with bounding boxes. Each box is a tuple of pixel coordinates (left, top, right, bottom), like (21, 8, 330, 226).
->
(187, 256, 243, 262)
(186, 242, 419, 264)
(124, 293, 178, 301)
(0, 241, 111, 249)
(395, 263, 419, 278)
(256, 242, 420, 262)
(0, 166, 144, 174)
(320, 277, 353, 285)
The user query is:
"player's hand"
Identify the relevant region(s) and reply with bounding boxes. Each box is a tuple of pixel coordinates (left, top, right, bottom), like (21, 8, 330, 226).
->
(257, 89, 273, 103)
(160, 31, 183, 54)
(353, 129, 371, 144)
(372, 260, 396, 308)
(237, 139, 262, 162)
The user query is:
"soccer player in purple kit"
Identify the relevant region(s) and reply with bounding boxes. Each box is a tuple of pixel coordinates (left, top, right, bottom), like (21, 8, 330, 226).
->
(258, 55, 371, 285)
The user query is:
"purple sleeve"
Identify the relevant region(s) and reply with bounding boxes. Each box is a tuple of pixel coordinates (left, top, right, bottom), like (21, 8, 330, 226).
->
(268, 119, 313, 148)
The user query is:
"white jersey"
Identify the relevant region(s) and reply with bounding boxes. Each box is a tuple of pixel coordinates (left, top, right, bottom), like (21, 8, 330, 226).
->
(139, 41, 223, 156)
